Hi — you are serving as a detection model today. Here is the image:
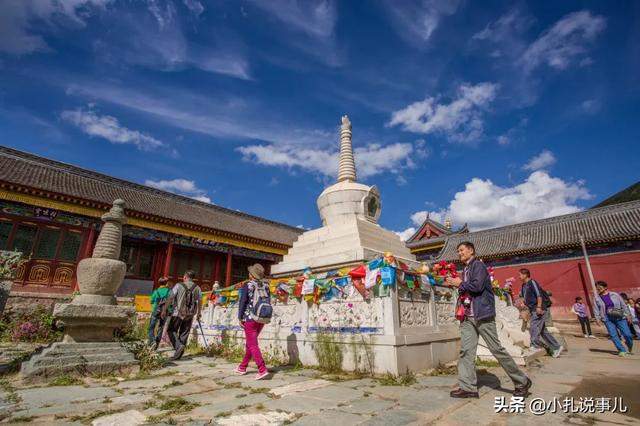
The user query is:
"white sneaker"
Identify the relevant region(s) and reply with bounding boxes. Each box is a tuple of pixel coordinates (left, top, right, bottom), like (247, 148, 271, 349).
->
(552, 345, 564, 358)
(588, 335, 597, 339)
(584, 334, 589, 338)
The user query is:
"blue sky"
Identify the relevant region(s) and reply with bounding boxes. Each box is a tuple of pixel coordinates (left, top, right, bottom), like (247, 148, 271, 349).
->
(1, 1, 638, 239)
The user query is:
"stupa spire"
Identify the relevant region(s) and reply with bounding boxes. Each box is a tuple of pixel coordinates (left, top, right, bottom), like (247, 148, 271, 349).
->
(337, 115, 357, 182)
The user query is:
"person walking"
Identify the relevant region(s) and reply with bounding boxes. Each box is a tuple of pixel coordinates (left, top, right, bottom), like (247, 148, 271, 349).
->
(519, 269, 564, 357)
(234, 263, 271, 380)
(625, 298, 640, 339)
(571, 297, 595, 338)
(594, 281, 633, 356)
(148, 277, 172, 348)
(162, 270, 202, 361)
(446, 242, 532, 398)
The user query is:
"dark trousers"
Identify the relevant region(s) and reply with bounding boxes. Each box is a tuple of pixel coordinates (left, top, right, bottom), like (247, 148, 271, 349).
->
(577, 316, 592, 336)
(168, 316, 194, 359)
(147, 312, 167, 345)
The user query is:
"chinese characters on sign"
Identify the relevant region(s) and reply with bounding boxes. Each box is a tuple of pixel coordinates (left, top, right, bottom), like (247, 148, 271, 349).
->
(34, 207, 58, 221)
(494, 396, 628, 415)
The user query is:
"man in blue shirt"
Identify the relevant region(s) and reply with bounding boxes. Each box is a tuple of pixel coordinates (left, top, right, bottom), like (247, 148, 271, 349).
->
(446, 242, 531, 398)
(519, 269, 563, 357)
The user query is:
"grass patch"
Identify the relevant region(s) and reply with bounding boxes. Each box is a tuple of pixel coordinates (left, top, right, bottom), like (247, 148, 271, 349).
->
(428, 364, 457, 376)
(475, 359, 499, 368)
(0, 378, 21, 403)
(121, 341, 166, 372)
(9, 415, 34, 423)
(48, 374, 83, 386)
(237, 404, 250, 410)
(216, 411, 232, 418)
(158, 397, 199, 414)
(314, 333, 343, 374)
(255, 403, 265, 410)
(68, 409, 120, 423)
(248, 387, 270, 394)
(376, 371, 417, 386)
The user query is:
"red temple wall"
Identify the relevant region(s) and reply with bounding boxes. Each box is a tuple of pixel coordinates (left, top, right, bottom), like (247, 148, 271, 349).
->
(491, 250, 640, 320)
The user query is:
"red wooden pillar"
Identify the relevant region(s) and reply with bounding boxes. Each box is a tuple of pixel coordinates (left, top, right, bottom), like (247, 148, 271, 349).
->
(163, 241, 174, 279)
(75, 226, 97, 291)
(225, 249, 233, 286)
(214, 255, 222, 283)
(81, 227, 97, 260)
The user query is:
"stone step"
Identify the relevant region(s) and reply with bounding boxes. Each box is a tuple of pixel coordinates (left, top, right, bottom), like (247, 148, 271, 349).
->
(23, 359, 139, 378)
(46, 346, 130, 356)
(29, 352, 136, 367)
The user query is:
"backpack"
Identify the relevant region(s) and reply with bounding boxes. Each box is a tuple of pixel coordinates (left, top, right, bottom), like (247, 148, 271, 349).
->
(250, 281, 273, 324)
(530, 280, 553, 309)
(177, 282, 199, 318)
(154, 294, 169, 319)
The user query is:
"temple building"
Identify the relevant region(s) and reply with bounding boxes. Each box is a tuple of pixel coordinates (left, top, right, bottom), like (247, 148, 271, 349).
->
(0, 146, 302, 299)
(407, 190, 640, 321)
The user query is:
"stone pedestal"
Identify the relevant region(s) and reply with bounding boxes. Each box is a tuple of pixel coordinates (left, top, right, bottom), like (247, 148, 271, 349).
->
(54, 303, 134, 343)
(21, 200, 138, 380)
(20, 342, 138, 379)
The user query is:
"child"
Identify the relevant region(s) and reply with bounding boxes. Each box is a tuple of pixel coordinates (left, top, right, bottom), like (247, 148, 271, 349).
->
(571, 297, 595, 338)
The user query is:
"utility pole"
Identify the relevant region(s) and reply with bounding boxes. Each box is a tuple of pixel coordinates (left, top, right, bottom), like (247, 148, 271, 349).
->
(579, 235, 599, 307)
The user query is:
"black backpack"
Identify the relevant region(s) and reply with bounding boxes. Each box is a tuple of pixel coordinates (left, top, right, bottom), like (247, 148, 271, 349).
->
(177, 282, 199, 318)
(531, 280, 553, 309)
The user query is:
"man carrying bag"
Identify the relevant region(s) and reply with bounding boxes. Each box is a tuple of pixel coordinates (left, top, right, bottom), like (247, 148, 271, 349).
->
(446, 242, 532, 398)
(162, 270, 202, 361)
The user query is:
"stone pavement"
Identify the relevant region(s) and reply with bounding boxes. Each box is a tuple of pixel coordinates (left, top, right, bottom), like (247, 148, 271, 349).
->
(0, 334, 637, 425)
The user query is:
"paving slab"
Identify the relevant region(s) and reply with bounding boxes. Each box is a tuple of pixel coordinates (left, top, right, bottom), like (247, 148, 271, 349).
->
(187, 393, 269, 419)
(338, 397, 396, 415)
(17, 385, 119, 409)
(214, 411, 297, 425)
(291, 409, 365, 425)
(263, 395, 332, 414)
(358, 409, 423, 426)
(91, 409, 146, 426)
(301, 384, 364, 402)
(270, 379, 332, 397)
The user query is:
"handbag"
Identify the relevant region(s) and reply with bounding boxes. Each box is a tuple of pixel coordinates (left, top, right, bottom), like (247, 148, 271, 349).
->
(607, 307, 626, 320)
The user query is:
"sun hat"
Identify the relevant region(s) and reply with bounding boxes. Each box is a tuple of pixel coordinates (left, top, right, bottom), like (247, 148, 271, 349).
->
(248, 263, 265, 280)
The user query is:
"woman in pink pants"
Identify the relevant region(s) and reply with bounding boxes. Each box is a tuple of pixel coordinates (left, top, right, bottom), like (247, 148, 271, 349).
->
(234, 263, 270, 380)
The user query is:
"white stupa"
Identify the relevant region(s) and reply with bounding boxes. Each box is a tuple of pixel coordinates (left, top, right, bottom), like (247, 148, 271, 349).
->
(271, 115, 417, 276)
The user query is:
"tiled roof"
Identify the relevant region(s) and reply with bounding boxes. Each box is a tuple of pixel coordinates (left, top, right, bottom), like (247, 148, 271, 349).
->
(435, 200, 640, 262)
(0, 146, 302, 246)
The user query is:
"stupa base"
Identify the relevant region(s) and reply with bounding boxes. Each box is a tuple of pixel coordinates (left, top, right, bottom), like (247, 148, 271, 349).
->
(20, 342, 139, 380)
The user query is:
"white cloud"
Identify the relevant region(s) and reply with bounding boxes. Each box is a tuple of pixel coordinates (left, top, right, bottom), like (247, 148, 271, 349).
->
(402, 171, 591, 231)
(523, 149, 556, 171)
(65, 81, 329, 147)
(60, 107, 164, 151)
(182, 0, 204, 17)
(237, 142, 416, 180)
(521, 10, 606, 72)
(497, 135, 510, 145)
(383, 0, 460, 45)
(250, 0, 336, 39)
(581, 99, 601, 114)
(395, 227, 417, 242)
(388, 82, 498, 142)
(0, 0, 111, 55)
(395, 210, 446, 241)
(472, 7, 534, 44)
(145, 178, 212, 203)
(93, 4, 251, 80)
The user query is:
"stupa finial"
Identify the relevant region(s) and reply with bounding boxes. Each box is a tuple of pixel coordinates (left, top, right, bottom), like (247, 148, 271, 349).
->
(337, 115, 356, 183)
